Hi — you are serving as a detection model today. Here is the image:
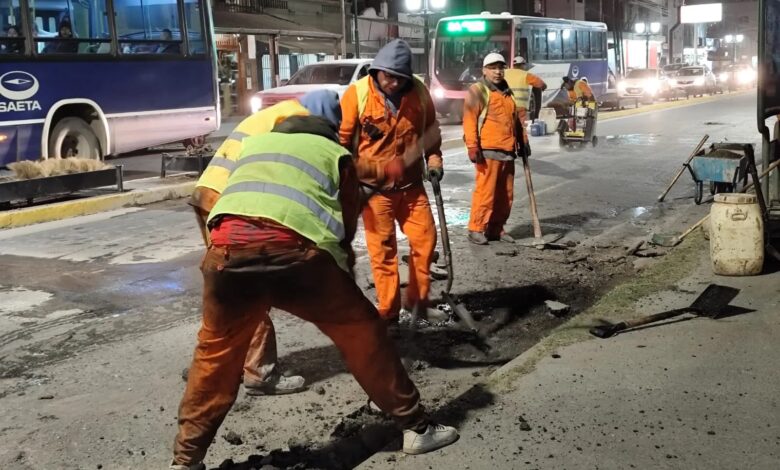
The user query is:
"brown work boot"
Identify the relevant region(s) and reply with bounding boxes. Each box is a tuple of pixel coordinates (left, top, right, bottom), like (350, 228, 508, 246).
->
(468, 231, 488, 245)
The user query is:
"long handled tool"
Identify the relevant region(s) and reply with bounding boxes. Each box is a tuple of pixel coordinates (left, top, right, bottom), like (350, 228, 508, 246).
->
(589, 284, 739, 339)
(430, 176, 484, 337)
(657, 134, 710, 202)
(520, 153, 544, 248)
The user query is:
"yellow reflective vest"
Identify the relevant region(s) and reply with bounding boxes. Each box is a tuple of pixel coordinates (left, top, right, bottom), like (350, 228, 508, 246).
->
(196, 99, 310, 194)
(208, 132, 351, 272)
(504, 69, 531, 110)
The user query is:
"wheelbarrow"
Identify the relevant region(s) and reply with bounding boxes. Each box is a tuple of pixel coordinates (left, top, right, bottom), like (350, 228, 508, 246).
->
(686, 146, 749, 204)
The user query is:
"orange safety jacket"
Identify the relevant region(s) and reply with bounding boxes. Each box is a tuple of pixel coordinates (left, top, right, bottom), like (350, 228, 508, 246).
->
(463, 79, 518, 152)
(339, 76, 442, 190)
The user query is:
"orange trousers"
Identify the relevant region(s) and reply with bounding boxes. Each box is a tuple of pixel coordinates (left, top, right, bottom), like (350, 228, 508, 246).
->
(173, 241, 426, 466)
(362, 185, 437, 319)
(467, 159, 515, 238)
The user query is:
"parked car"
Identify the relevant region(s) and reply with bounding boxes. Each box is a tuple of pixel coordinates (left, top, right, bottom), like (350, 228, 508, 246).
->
(717, 64, 757, 91)
(250, 59, 373, 113)
(617, 68, 670, 103)
(668, 66, 717, 96)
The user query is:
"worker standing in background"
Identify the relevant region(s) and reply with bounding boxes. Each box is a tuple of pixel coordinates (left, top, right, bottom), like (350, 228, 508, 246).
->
(504, 56, 547, 124)
(339, 39, 444, 323)
(562, 76, 595, 103)
(463, 53, 525, 246)
(171, 114, 459, 470)
(188, 90, 342, 396)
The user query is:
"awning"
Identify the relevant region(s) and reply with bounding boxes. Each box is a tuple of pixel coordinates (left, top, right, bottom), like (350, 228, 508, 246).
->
(213, 10, 342, 40)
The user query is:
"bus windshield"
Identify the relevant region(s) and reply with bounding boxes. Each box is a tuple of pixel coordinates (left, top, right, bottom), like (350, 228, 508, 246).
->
(434, 18, 512, 87)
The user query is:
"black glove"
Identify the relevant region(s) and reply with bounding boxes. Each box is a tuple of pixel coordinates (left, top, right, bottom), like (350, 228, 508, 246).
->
(427, 167, 444, 182)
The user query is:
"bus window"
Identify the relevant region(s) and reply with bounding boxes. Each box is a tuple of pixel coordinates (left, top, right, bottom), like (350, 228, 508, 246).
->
(115, 0, 182, 55)
(183, 0, 205, 55)
(547, 29, 562, 60)
(0, 0, 24, 55)
(35, 0, 111, 54)
(562, 29, 576, 60)
(531, 28, 547, 60)
(434, 18, 512, 85)
(515, 34, 528, 63)
(577, 30, 590, 59)
(591, 31, 605, 58)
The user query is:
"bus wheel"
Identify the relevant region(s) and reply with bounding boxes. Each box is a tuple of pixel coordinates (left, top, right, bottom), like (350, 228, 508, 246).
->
(49, 117, 102, 160)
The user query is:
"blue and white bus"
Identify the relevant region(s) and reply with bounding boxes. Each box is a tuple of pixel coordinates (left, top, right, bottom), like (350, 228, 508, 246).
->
(430, 12, 609, 118)
(0, 0, 219, 165)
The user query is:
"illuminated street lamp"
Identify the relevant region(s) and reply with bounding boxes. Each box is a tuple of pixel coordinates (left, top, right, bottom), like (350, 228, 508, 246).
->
(635, 22, 662, 68)
(724, 33, 744, 63)
(406, 0, 446, 83)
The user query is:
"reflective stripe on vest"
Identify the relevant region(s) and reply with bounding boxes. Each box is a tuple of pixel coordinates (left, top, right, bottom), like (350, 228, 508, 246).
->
(221, 181, 345, 239)
(208, 132, 350, 271)
(504, 69, 530, 110)
(474, 82, 491, 137)
(196, 99, 310, 194)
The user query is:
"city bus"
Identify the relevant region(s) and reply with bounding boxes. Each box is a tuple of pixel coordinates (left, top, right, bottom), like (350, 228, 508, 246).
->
(430, 12, 609, 118)
(0, 0, 219, 165)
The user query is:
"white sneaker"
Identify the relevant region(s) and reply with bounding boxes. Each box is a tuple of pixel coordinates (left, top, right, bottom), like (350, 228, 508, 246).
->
(169, 461, 205, 470)
(245, 374, 306, 396)
(402, 423, 459, 454)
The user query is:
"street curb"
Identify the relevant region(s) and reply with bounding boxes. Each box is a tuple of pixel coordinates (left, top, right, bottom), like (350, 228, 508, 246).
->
(598, 89, 752, 122)
(485, 232, 707, 390)
(0, 180, 196, 230)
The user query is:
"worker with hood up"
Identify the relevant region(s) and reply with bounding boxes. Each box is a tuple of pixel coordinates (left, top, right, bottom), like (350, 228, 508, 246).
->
(189, 89, 343, 397)
(339, 39, 444, 323)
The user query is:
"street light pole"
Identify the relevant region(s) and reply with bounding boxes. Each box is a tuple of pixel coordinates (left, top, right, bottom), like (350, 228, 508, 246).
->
(423, 13, 430, 84)
(340, 0, 347, 57)
(353, 0, 360, 57)
(407, 0, 444, 85)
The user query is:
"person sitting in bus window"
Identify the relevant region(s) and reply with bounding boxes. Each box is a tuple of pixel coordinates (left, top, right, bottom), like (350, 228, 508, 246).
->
(157, 28, 181, 54)
(1, 25, 23, 54)
(44, 18, 78, 54)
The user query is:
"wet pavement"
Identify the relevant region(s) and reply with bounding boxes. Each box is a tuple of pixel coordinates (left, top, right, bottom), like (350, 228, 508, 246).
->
(0, 92, 772, 469)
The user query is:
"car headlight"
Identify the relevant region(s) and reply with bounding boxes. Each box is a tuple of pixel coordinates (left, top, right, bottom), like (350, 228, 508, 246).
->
(668, 79, 677, 87)
(694, 77, 705, 86)
(738, 70, 756, 84)
(719, 72, 729, 82)
(644, 79, 659, 94)
(432, 87, 445, 100)
(250, 96, 263, 113)
(617, 82, 626, 91)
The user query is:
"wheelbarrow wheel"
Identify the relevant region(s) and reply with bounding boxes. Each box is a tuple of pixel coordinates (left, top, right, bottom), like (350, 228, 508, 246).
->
(694, 181, 704, 205)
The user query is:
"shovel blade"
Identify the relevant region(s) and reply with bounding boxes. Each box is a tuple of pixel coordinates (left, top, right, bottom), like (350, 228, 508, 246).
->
(690, 284, 740, 319)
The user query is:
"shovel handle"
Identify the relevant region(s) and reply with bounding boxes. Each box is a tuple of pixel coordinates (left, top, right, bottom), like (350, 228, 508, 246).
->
(622, 308, 692, 329)
(431, 177, 454, 293)
(657, 134, 709, 202)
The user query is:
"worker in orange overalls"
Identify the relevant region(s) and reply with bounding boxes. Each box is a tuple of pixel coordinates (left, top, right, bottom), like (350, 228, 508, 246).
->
(562, 76, 595, 103)
(339, 39, 443, 322)
(463, 53, 526, 245)
(189, 90, 343, 396)
(504, 56, 547, 125)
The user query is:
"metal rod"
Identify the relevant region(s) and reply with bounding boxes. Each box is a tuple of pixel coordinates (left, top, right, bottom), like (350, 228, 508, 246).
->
(116, 164, 124, 193)
(423, 12, 430, 85)
(340, 0, 347, 57)
(352, 0, 360, 56)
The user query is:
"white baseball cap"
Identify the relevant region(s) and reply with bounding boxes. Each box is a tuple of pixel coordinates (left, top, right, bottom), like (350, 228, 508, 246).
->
(483, 53, 506, 67)
(513, 56, 526, 65)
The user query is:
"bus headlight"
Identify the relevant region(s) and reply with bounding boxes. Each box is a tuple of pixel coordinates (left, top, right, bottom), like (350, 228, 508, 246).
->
(432, 87, 445, 100)
(250, 96, 263, 113)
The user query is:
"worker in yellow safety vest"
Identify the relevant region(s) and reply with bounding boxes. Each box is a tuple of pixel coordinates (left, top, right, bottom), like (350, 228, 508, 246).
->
(189, 90, 343, 397)
(504, 56, 547, 124)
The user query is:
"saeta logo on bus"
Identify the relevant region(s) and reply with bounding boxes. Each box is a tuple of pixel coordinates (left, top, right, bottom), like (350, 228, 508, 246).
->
(0, 71, 42, 113)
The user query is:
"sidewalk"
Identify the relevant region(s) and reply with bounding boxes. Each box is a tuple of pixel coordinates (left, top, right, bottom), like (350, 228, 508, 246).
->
(360, 234, 780, 469)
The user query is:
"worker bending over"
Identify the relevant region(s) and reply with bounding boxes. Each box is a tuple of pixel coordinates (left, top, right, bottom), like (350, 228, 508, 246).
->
(562, 76, 595, 103)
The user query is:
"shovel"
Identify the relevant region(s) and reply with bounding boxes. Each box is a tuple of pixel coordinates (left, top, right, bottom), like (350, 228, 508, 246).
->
(589, 284, 740, 339)
(430, 176, 490, 349)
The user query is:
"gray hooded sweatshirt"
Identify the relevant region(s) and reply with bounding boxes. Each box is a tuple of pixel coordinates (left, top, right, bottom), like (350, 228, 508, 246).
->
(369, 39, 415, 114)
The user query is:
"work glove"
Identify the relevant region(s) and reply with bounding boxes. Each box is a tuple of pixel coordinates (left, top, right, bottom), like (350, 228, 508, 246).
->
(383, 158, 404, 182)
(467, 147, 484, 164)
(427, 167, 443, 183)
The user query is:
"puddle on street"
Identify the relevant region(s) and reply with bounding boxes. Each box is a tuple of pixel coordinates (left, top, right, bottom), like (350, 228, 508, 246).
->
(603, 134, 662, 146)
